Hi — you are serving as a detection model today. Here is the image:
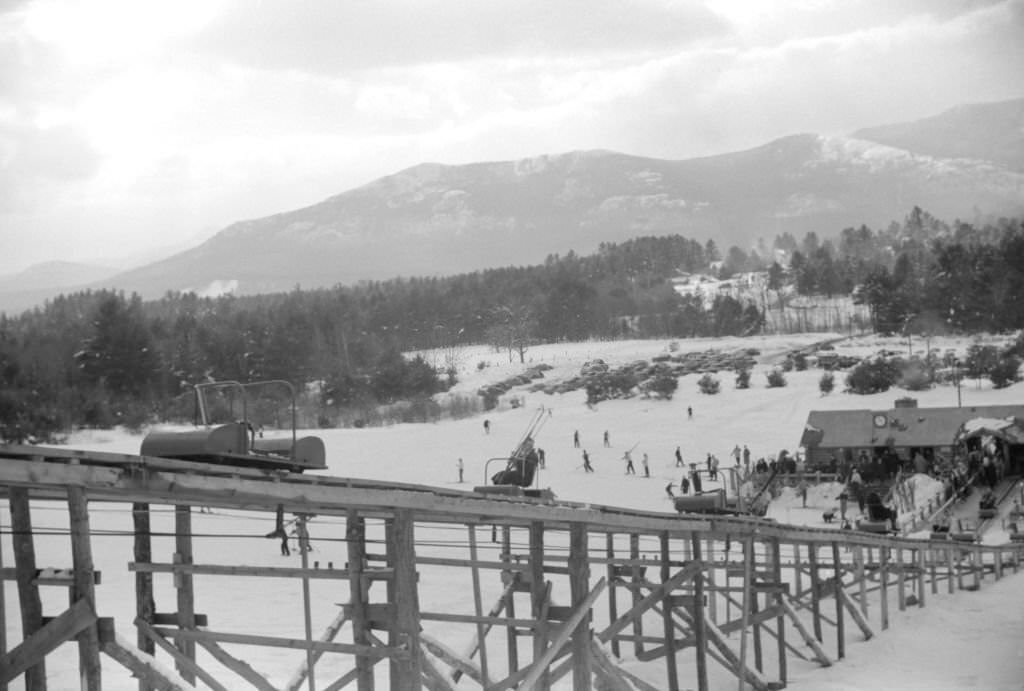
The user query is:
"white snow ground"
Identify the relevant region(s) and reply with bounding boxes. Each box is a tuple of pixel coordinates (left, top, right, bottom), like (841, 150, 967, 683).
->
(4, 333, 1024, 689)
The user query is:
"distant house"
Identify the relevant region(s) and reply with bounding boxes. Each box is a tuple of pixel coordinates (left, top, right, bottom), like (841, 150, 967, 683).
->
(799, 399, 1024, 472)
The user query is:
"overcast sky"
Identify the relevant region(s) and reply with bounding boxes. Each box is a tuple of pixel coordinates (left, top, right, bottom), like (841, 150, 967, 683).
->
(2, 0, 1022, 274)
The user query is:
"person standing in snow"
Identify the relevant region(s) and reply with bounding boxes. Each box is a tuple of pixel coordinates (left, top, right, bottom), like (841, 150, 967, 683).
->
(665, 482, 675, 498)
(691, 465, 703, 493)
(623, 450, 635, 475)
(603, 430, 611, 447)
(457, 457, 464, 483)
(680, 475, 690, 495)
(573, 430, 580, 448)
(642, 453, 650, 477)
(675, 446, 683, 467)
(582, 450, 594, 472)
(483, 419, 490, 434)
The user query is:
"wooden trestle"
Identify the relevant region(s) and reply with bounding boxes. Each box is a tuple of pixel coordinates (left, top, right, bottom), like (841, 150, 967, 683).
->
(1, 444, 1022, 690)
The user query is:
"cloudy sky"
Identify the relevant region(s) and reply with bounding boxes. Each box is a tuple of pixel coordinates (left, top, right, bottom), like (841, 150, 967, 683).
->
(2, 0, 1022, 274)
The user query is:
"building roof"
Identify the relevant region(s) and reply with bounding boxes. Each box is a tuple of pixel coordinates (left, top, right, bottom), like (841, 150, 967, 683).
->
(801, 404, 1024, 450)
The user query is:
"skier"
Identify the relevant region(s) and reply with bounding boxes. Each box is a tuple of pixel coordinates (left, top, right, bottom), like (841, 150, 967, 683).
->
(642, 453, 650, 478)
(680, 475, 690, 495)
(483, 419, 491, 434)
(573, 430, 580, 448)
(687, 406, 693, 419)
(623, 450, 635, 475)
(582, 450, 594, 473)
(457, 457, 464, 483)
(665, 482, 675, 498)
(675, 446, 683, 467)
(603, 430, 611, 447)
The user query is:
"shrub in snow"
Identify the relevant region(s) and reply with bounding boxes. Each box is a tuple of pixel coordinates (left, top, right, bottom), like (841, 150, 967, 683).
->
(640, 373, 678, 399)
(765, 368, 787, 388)
(845, 358, 900, 394)
(990, 356, 1022, 389)
(819, 371, 835, 394)
(793, 353, 808, 371)
(735, 367, 751, 389)
(698, 373, 720, 394)
(898, 358, 933, 391)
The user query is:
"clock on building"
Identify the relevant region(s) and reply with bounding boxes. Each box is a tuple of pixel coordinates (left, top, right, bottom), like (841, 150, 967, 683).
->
(873, 414, 887, 428)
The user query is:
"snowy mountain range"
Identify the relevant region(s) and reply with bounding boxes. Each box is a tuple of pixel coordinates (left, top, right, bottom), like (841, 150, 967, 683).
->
(3, 98, 1023, 314)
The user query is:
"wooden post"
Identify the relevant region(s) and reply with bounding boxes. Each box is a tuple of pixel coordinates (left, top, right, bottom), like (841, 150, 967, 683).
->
(389, 510, 421, 691)
(737, 537, 753, 691)
(174, 505, 196, 683)
(879, 547, 890, 631)
(569, 523, 591, 691)
(706, 539, 717, 624)
(807, 543, 822, 642)
(972, 545, 981, 590)
(606, 532, 619, 657)
(346, 511, 374, 691)
(771, 539, 786, 687)
(831, 542, 844, 660)
(0, 509, 6, 691)
(467, 525, 490, 688)
(629, 533, 644, 656)
(930, 546, 938, 596)
(896, 547, 906, 612)
(690, 534, 709, 691)
(916, 548, 926, 608)
(947, 544, 955, 595)
(501, 526, 518, 674)
(659, 532, 679, 691)
(132, 503, 156, 691)
(296, 515, 316, 691)
(856, 546, 867, 619)
(528, 522, 549, 691)
(9, 486, 45, 691)
(68, 486, 101, 691)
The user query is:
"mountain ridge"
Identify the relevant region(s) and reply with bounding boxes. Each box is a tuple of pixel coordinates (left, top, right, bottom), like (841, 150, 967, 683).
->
(3, 97, 1023, 315)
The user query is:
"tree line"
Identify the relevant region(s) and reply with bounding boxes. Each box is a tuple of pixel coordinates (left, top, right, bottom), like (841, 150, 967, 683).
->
(0, 207, 1021, 441)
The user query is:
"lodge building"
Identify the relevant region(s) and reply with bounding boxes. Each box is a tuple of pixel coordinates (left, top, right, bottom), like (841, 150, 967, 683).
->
(799, 398, 1024, 473)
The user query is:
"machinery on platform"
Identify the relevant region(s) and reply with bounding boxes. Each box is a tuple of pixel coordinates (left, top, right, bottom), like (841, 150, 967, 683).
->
(475, 407, 555, 500)
(140, 380, 326, 473)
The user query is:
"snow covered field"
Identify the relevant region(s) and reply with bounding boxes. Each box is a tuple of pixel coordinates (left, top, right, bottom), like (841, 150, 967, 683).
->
(5, 332, 1024, 689)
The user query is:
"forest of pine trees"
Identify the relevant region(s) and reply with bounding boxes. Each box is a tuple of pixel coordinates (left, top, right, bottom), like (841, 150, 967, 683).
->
(1, 208, 1022, 442)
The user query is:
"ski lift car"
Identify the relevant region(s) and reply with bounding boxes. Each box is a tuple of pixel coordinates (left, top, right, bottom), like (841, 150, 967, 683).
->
(140, 380, 326, 473)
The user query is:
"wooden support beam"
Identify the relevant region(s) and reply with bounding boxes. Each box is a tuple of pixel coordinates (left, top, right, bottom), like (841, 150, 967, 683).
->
(464, 525, 490, 688)
(778, 598, 830, 667)
(68, 485, 102, 691)
(835, 588, 874, 641)
(451, 581, 513, 684)
(879, 546, 890, 630)
(195, 638, 277, 691)
(771, 538, 787, 686)
(494, 578, 607, 691)
(588, 640, 634, 691)
(659, 531, 679, 691)
(597, 561, 701, 644)
(701, 614, 770, 691)
(0, 598, 96, 684)
(9, 486, 45, 690)
(691, 533, 709, 691)
(346, 510, 375, 691)
(134, 618, 228, 691)
(501, 526, 518, 675)
(285, 607, 350, 691)
(807, 543, 822, 643)
(529, 521, 550, 691)
(418, 647, 457, 691)
(100, 629, 193, 691)
(390, 509, 422, 690)
(150, 626, 405, 658)
(420, 635, 481, 685)
(832, 542, 845, 660)
(129, 561, 385, 580)
(132, 502, 156, 691)
(629, 533, 644, 657)
(173, 505, 196, 683)
(0, 508, 5, 691)
(606, 533, 620, 657)
(569, 522, 591, 691)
